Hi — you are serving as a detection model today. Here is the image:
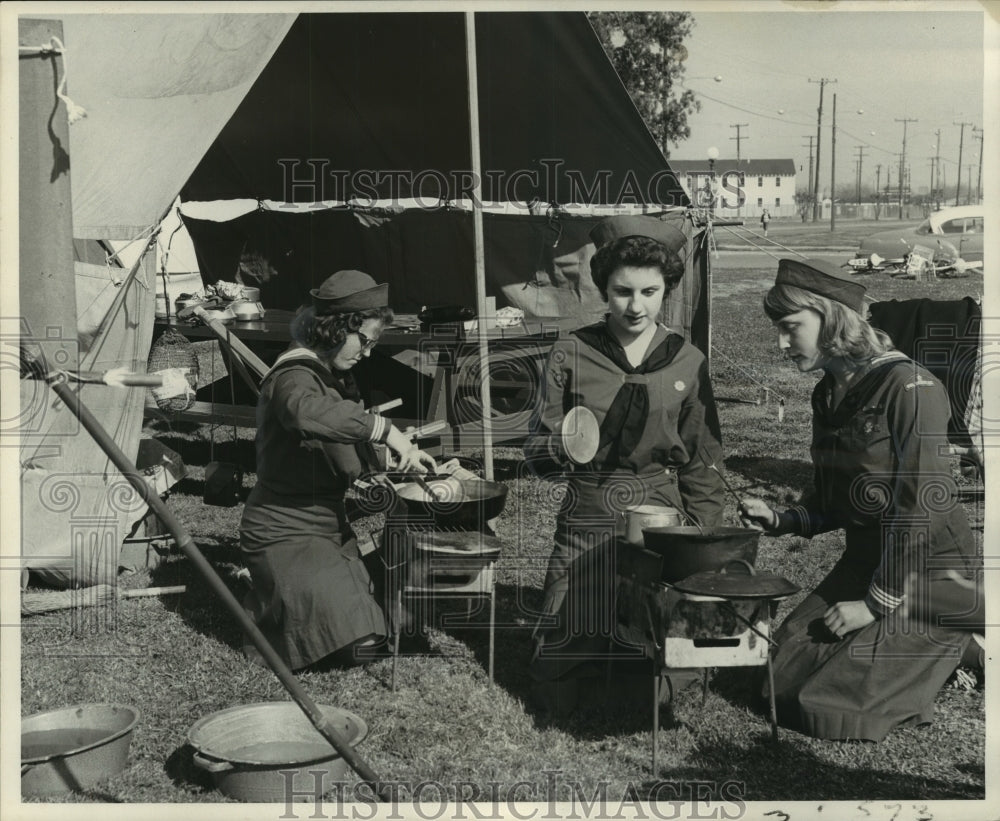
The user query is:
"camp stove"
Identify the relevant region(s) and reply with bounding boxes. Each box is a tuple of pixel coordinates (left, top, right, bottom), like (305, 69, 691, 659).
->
(382, 486, 505, 691)
(614, 540, 789, 774)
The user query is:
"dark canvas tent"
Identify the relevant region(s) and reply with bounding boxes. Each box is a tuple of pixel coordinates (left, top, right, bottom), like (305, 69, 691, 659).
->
(178, 12, 706, 342)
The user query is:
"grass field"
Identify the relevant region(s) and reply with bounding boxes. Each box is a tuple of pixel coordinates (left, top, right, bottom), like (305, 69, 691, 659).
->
(19, 263, 986, 807)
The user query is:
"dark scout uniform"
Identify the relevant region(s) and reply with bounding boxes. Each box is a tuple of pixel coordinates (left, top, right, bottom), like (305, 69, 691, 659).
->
(525, 321, 725, 681)
(239, 348, 389, 670)
(770, 350, 978, 740)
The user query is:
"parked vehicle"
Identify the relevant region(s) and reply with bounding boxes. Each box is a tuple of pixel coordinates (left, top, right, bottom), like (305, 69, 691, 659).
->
(856, 205, 984, 263)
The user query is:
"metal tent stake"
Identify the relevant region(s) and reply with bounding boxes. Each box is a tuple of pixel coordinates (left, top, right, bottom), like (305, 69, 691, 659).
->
(44, 374, 394, 802)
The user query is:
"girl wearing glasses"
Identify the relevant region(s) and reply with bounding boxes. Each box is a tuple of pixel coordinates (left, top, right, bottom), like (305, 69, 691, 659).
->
(239, 269, 436, 671)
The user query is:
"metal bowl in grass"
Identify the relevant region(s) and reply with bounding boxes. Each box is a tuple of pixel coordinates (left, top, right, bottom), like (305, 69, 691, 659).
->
(641, 526, 761, 584)
(21, 703, 140, 798)
(187, 702, 368, 803)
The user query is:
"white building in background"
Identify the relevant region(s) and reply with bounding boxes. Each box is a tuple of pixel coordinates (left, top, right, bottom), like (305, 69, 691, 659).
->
(669, 158, 798, 219)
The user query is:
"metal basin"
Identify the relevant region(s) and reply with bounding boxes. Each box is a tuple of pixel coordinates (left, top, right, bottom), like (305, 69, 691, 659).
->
(188, 702, 368, 803)
(21, 703, 140, 798)
(641, 526, 761, 584)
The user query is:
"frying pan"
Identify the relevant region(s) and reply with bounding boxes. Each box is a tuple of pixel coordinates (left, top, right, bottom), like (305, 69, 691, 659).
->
(394, 478, 509, 530)
(672, 559, 800, 599)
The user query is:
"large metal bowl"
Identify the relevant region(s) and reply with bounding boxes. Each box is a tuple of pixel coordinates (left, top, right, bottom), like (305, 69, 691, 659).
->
(395, 478, 508, 530)
(21, 703, 140, 797)
(641, 526, 760, 584)
(188, 702, 368, 803)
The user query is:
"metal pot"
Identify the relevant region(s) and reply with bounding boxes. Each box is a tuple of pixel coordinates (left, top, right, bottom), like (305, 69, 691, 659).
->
(395, 478, 508, 530)
(641, 526, 761, 584)
(188, 702, 368, 803)
(622, 505, 683, 546)
(21, 703, 140, 798)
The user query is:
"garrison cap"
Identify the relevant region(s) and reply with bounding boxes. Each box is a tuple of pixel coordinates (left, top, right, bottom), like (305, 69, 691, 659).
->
(775, 258, 867, 313)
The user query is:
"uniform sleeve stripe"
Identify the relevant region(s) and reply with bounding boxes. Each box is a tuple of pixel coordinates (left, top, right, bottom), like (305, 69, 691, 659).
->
(368, 414, 388, 442)
(869, 583, 903, 609)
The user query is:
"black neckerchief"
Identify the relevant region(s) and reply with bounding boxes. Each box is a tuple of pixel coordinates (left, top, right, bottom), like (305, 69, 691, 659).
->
(265, 356, 380, 475)
(812, 354, 910, 429)
(572, 322, 686, 459)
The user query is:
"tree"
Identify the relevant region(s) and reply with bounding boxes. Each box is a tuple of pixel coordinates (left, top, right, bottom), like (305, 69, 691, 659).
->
(587, 12, 701, 158)
(794, 190, 812, 223)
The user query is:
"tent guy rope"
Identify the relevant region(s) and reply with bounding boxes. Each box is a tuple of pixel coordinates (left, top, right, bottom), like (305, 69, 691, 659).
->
(18, 36, 87, 123)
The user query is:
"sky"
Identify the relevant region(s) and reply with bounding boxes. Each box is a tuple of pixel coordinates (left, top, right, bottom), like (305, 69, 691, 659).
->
(671, 5, 988, 196)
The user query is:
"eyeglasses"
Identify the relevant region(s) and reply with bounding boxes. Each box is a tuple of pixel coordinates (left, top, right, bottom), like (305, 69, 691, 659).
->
(356, 330, 380, 352)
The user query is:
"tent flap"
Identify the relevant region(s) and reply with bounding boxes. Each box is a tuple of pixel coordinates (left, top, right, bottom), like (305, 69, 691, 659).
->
(63, 13, 297, 239)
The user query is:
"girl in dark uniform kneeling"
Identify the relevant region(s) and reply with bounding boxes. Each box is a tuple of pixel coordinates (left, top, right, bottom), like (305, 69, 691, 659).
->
(240, 270, 436, 671)
(741, 258, 979, 741)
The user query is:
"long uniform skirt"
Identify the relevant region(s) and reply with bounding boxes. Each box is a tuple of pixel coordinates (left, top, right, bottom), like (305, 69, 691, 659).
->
(768, 529, 972, 741)
(239, 499, 386, 671)
(531, 469, 685, 683)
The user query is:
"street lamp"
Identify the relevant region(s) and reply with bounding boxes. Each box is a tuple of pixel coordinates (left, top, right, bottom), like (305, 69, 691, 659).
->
(707, 146, 720, 217)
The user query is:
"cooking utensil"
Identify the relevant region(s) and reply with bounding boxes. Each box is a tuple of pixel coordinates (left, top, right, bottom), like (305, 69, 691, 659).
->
(561, 405, 599, 464)
(622, 505, 683, 546)
(21, 704, 140, 797)
(700, 447, 747, 515)
(411, 473, 443, 501)
(188, 702, 368, 803)
(395, 478, 509, 530)
(672, 559, 800, 599)
(641, 526, 761, 584)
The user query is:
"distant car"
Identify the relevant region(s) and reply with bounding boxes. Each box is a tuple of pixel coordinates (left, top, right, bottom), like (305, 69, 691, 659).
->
(857, 205, 984, 263)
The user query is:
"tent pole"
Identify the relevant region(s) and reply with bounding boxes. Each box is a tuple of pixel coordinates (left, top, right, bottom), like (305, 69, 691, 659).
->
(464, 11, 495, 481)
(38, 371, 394, 802)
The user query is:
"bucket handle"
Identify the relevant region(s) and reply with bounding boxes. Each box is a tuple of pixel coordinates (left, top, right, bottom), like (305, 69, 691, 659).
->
(192, 751, 235, 774)
(719, 559, 755, 576)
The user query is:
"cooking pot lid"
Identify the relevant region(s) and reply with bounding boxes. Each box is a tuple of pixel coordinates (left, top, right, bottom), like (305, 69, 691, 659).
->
(409, 531, 502, 557)
(673, 561, 800, 599)
(561, 406, 599, 464)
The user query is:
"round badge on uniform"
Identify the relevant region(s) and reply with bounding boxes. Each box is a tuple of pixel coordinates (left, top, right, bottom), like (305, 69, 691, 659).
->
(674, 380, 686, 392)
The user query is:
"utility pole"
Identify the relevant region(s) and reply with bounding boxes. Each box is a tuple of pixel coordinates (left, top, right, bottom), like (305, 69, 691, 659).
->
(928, 157, 936, 208)
(801, 135, 814, 215)
(953, 120, 973, 206)
(809, 78, 835, 221)
(830, 93, 837, 231)
(933, 128, 941, 207)
(972, 126, 983, 203)
(895, 117, 917, 220)
(730, 123, 749, 161)
(966, 165, 975, 205)
(875, 164, 882, 220)
(854, 145, 866, 214)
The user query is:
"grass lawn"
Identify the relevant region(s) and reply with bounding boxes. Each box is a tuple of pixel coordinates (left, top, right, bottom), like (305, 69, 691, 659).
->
(19, 264, 986, 807)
